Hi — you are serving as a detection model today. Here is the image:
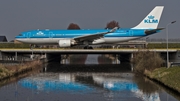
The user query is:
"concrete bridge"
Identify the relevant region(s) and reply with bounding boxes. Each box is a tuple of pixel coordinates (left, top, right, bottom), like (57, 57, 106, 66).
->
(0, 48, 178, 54)
(0, 48, 180, 63)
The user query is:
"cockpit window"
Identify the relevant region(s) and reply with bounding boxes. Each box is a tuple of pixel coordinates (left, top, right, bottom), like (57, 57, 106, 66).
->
(18, 33, 23, 36)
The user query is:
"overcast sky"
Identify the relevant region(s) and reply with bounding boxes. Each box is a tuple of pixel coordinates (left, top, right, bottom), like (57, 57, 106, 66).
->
(0, 0, 179, 41)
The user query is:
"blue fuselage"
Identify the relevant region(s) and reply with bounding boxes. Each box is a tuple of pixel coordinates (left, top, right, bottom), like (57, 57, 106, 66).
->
(15, 28, 160, 46)
(16, 29, 146, 39)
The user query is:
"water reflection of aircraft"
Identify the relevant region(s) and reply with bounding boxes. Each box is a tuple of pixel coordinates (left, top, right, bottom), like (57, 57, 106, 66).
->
(18, 73, 160, 101)
(91, 74, 160, 101)
(18, 73, 93, 92)
(92, 73, 137, 91)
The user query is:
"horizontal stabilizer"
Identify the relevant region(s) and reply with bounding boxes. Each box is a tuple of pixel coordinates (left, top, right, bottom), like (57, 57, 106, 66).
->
(145, 28, 164, 35)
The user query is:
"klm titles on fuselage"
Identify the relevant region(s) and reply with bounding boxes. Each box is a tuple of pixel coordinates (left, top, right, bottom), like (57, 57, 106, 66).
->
(144, 15, 158, 23)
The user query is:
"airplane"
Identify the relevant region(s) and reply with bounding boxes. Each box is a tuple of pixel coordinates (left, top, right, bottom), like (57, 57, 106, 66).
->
(15, 6, 164, 49)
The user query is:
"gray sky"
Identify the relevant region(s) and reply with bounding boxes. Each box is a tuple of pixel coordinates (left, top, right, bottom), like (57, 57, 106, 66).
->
(0, 0, 179, 41)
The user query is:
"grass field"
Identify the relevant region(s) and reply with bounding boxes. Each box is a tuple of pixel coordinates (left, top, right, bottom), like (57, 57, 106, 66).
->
(144, 67, 180, 93)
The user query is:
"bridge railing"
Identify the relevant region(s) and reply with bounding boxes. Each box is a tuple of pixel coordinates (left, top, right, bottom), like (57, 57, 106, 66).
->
(136, 38, 180, 43)
(0, 42, 30, 48)
(1, 38, 180, 49)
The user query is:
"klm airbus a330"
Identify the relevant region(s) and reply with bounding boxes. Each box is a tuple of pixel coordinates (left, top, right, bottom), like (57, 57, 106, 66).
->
(15, 6, 164, 49)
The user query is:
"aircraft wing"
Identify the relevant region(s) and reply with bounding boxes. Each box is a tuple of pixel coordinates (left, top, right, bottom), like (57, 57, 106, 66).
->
(74, 27, 118, 42)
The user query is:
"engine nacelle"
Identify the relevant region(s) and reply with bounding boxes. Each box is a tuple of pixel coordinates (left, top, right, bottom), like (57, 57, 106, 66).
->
(58, 40, 71, 47)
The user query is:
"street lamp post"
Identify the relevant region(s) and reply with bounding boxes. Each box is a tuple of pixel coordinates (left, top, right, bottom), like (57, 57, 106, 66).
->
(166, 21, 176, 68)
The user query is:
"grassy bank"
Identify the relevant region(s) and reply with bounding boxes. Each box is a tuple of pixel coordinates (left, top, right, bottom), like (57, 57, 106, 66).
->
(0, 61, 42, 80)
(144, 67, 180, 93)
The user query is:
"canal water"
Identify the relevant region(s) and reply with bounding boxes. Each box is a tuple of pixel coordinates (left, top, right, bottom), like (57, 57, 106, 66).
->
(0, 54, 179, 101)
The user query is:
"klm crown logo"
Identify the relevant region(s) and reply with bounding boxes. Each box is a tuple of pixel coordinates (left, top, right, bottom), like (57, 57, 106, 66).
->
(148, 15, 154, 19)
(37, 31, 44, 35)
(144, 15, 158, 23)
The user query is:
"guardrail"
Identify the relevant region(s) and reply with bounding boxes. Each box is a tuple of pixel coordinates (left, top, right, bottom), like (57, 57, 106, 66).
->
(1, 39, 180, 49)
(136, 38, 180, 43)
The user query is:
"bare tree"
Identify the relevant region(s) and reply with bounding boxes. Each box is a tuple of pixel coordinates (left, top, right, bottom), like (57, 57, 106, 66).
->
(105, 20, 120, 29)
(67, 23, 81, 29)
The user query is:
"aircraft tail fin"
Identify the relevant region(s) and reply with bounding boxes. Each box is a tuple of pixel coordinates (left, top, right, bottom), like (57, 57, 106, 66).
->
(132, 6, 164, 29)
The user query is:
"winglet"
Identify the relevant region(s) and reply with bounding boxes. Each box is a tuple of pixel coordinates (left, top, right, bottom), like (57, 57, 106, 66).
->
(109, 27, 118, 33)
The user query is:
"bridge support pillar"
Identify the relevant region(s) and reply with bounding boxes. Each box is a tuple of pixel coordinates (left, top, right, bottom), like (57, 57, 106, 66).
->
(45, 53, 47, 59)
(131, 53, 133, 59)
(15, 52, 17, 61)
(61, 55, 69, 64)
(115, 54, 119, 64)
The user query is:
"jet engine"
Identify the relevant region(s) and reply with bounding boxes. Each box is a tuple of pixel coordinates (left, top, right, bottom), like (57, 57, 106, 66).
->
(58, 40, 71, 47)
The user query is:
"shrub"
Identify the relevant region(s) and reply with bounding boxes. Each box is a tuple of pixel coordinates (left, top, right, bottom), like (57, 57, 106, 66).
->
(0, 68, 2, 73)
(131, 49, 164, 74)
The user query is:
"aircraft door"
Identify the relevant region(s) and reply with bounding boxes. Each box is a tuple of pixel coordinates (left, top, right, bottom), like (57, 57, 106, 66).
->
(49, 32, 54, 38)
(27, 32, 31, 38)
(129, 30, 133, 36)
